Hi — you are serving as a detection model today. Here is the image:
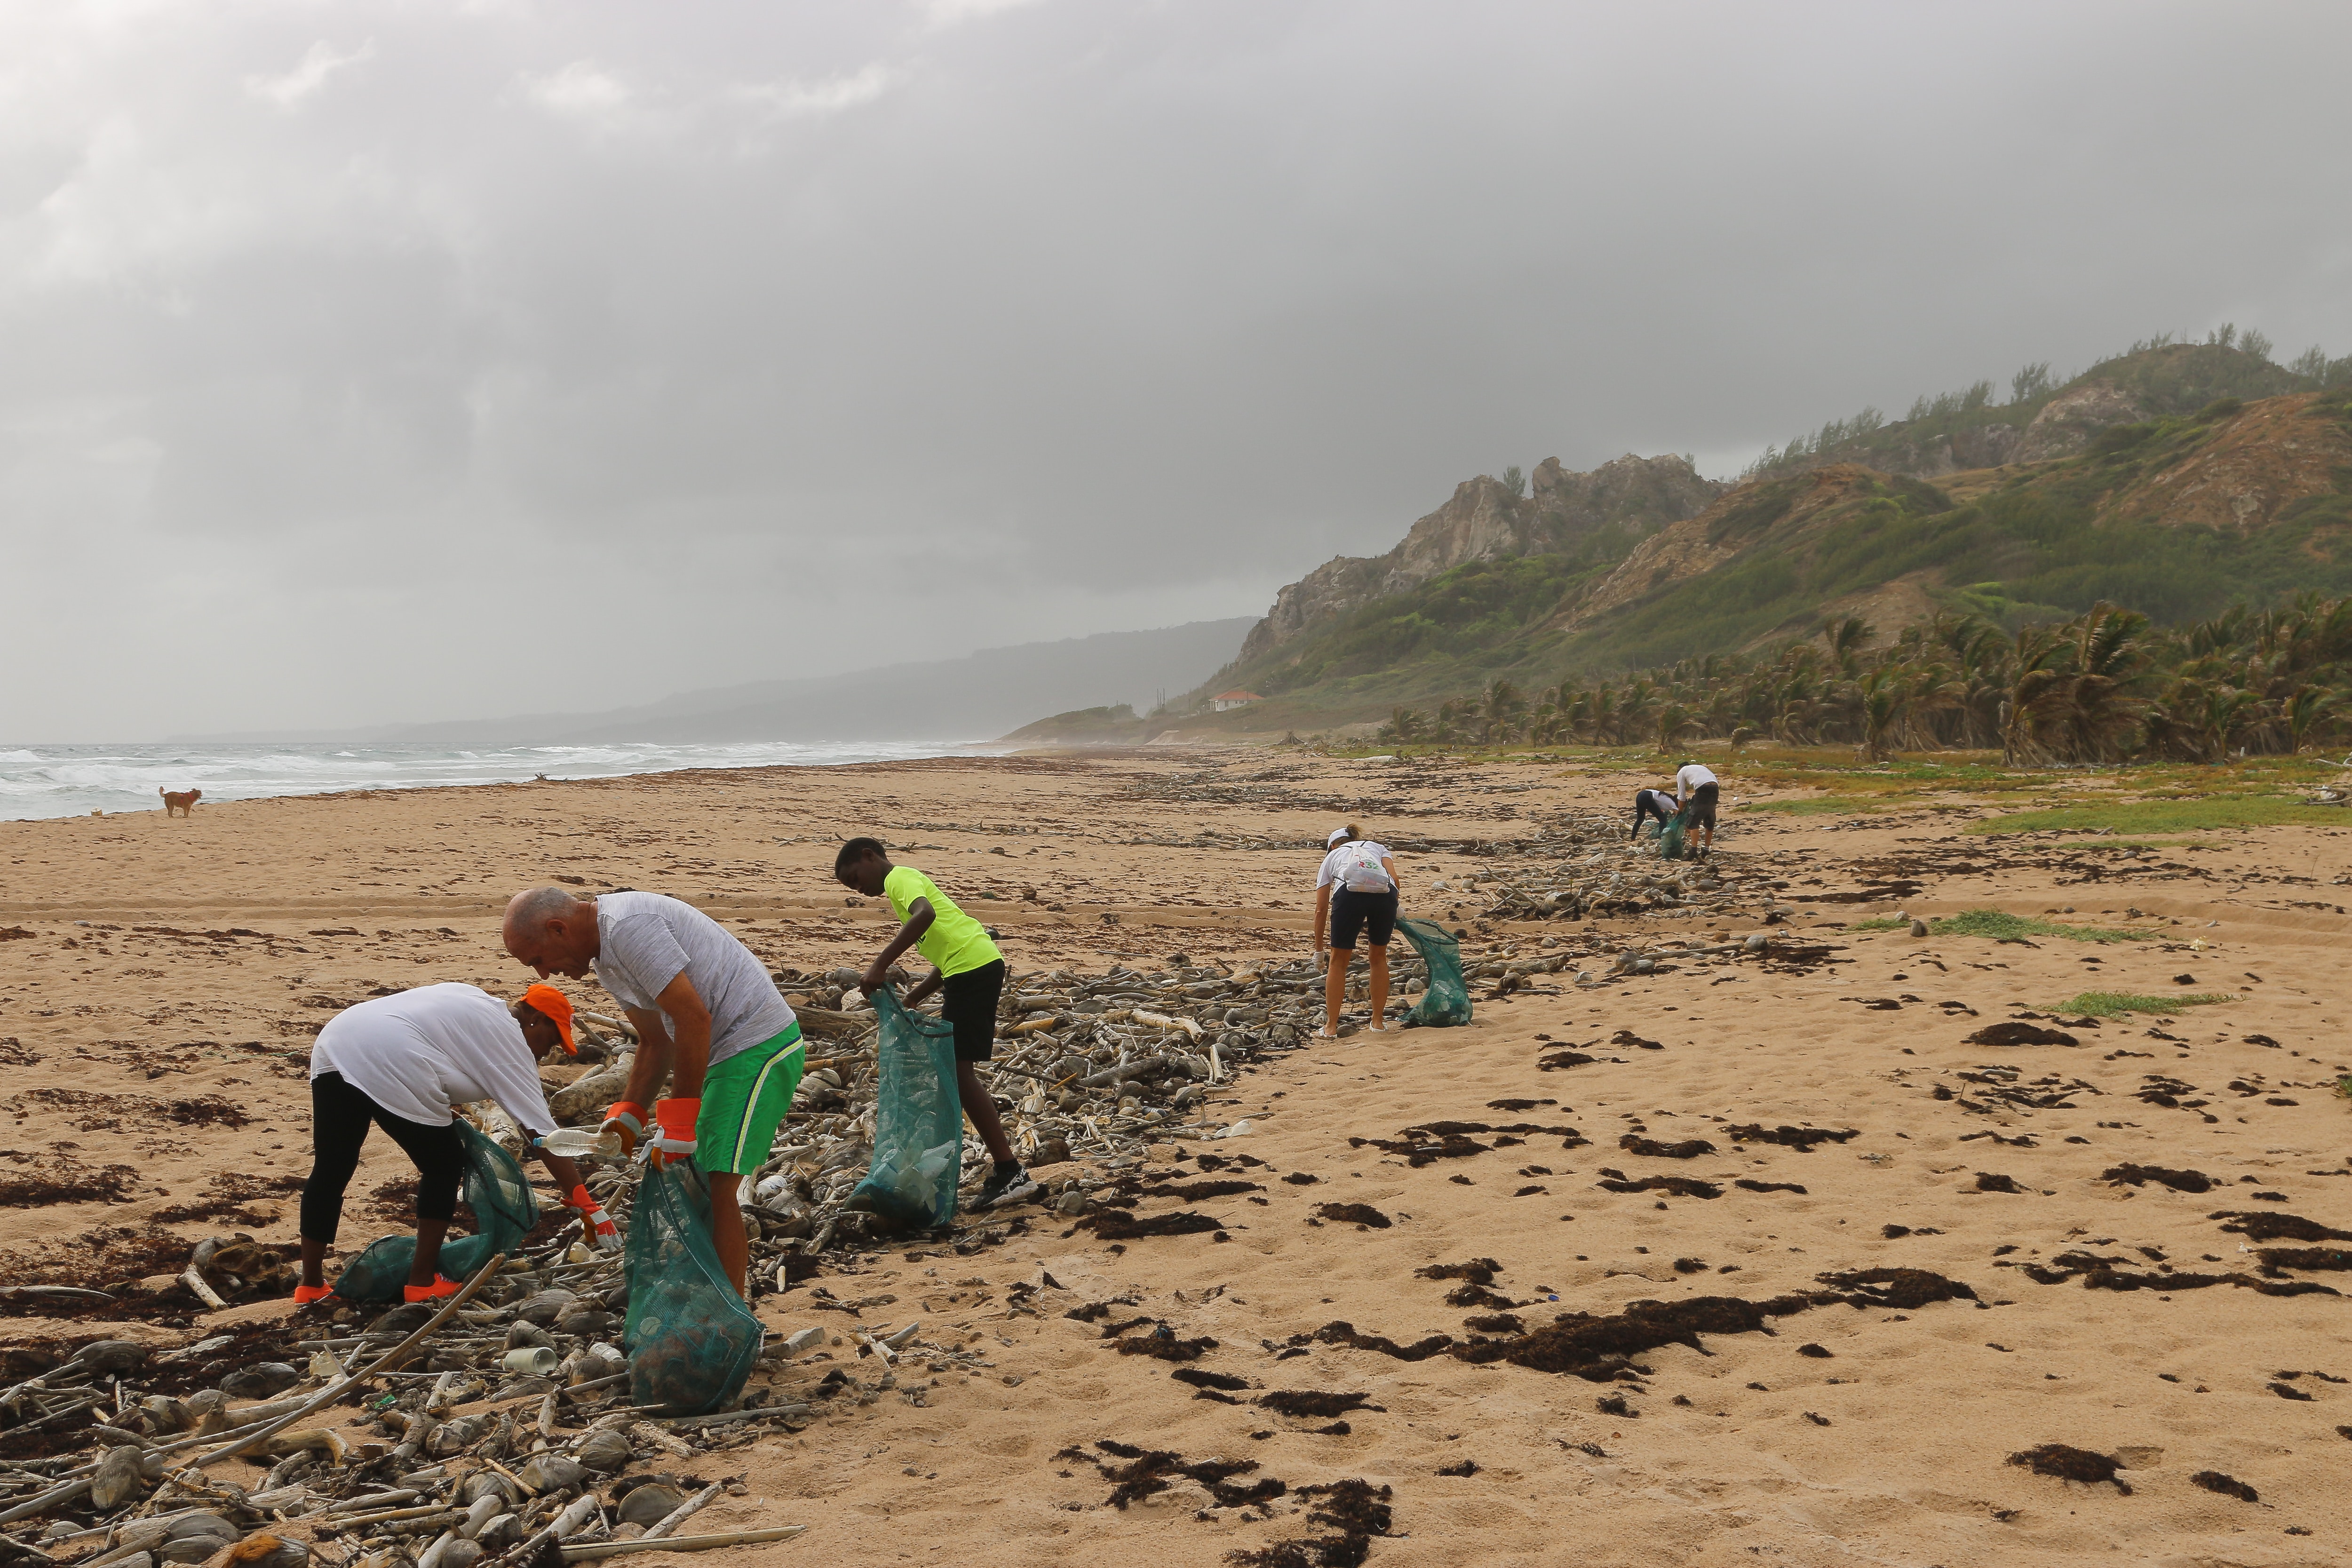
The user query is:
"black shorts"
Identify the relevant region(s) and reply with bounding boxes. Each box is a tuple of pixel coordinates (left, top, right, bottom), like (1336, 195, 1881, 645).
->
(1329, 887, 1398, 950)
(1685, 781, 1719, 831)
(940, 958, 1006, 1063)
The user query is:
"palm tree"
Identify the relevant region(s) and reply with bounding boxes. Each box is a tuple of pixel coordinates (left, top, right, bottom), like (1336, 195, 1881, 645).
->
(1654, 704, 1700, 755)
(2284, 684, 2339, 754)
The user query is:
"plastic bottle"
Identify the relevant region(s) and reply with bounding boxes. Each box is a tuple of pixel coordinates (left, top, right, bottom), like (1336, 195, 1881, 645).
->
(537, 1126, 627, 1158)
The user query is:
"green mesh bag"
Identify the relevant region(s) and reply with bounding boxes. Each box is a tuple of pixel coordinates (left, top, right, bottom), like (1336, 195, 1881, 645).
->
(331, 1119, 539, 1303)
(843, 988, 963, 1230)
(1659, 812, 1690, 860)
(622, 1160, 763, 1417)
(1398, 916, 1472, 1027)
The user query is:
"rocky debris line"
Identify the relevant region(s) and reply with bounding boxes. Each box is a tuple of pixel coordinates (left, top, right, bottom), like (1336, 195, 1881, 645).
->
(0, 1250, 818, 1568)
(1446, 830, 1784, 925)
(536, 961, 1359, 1254)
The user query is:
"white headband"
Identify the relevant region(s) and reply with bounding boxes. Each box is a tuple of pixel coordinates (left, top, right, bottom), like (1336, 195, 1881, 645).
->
(1327, 828, 1351, 846)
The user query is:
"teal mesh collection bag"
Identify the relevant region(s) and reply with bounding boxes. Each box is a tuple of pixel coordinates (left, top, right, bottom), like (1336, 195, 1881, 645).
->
(1398, 916, 1472, 1027)
(623, 1160, 763, 1416)
(844, 988, 964, 1230)
(331, 1119, 539, 1303)
(1659, 813, 1690, 860)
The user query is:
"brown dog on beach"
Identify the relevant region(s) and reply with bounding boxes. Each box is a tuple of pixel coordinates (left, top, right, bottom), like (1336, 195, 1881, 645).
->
(159, 788, 201, 817)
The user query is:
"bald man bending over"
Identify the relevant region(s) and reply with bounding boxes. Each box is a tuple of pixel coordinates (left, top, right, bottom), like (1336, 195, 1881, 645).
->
(503, 887, 803, 1297)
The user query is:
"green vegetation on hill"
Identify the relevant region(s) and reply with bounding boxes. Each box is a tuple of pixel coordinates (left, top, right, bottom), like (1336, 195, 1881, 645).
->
(1746, 330, 2344, 480)
(1195, 381, 2352, 731)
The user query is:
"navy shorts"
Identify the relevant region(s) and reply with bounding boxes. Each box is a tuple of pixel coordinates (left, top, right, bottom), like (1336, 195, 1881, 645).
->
(1329, 888, 1398, 950)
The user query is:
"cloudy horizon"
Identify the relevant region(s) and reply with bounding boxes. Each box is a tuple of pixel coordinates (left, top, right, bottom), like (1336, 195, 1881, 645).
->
(5, 0, 2350, 740)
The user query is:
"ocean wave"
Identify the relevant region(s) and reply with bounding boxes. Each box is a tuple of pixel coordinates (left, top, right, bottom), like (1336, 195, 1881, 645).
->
(0, 740, 993, 820)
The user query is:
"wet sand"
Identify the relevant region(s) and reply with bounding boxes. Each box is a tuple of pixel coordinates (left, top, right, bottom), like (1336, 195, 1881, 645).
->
(4, 750, 2352, 1565)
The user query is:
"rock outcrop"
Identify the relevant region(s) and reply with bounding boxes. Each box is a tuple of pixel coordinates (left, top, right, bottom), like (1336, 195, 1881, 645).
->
(1235, 454, 1720, 663)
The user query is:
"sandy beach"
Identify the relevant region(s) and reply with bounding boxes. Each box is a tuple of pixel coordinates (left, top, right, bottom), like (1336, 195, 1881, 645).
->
(5, 749, 2352, 1566)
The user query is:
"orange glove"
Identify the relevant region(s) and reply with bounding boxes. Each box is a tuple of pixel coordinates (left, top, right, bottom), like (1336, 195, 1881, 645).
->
(649, 1098, 699, 1170)
(566, 1183, 620, 1251)
(601, 1101, 646, 1160)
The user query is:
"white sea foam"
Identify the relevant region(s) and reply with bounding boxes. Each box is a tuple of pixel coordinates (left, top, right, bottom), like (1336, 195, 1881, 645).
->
(0, 740, 992, 821)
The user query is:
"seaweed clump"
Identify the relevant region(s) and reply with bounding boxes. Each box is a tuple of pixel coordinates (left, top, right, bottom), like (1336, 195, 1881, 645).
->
(1597, 1176, 1723, 1200)
(1619, 1136, 1715, 1160)
(1725, 1124, 1859, 1151)
(2215, 1210, 2352, 1243)
(2007, 1443, 2132, 1494)
(1315, 1203, 1392, 1230)
(1227, 1479, 1395, 1568)
(2190, 1470, 2257, 1502)
(2101, 1163, 2214, 1193)
(1079, 1209, 1227, 1242)
(1078, 1440, 1287, 1510)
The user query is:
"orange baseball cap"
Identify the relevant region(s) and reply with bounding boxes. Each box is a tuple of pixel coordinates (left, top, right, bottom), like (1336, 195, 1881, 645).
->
(521, 983, 577, 1054)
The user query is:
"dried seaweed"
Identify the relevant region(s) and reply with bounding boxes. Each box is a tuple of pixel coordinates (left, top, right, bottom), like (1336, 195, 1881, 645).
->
(2103, 1164, 2215, 1194)
(2214, 1210, 2352, 1243)
(1619, 1136, 1715, 1160)
(1314, 1203, 1392, 1229)
(1115, 1334, 1219, 1361)
(1225, 1478, 1394, 1568)
(1597, 1176, 1722, 1199)
(2190, 1470, 2257, 1502)
(2008, 1443, 2131, 1494)
(1815, 1269, 1979, 1310)
(1078, 1209, 1227, 1241)
(1173, 1368, 1252, 1392)
(1255, 1391, 1382, 1418)
(1725, 1124, 1859, 1152)
(1735, 1179, 1808, 1195)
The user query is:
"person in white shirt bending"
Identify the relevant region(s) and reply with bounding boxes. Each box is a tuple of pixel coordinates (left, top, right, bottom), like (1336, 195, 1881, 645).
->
(1673, 761, 1721, 859)
(296, 982, 615, 1305)
(1312, 824, 1402, 1039)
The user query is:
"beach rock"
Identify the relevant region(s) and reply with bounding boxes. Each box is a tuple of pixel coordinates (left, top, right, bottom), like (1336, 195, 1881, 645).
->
(432, 1543, 482, 1568)
(474, 1517, 523, 1553)
(783, 1326, 826, 1356)
(221, 1362, 301, 1399)
(1055, 1190, 1089, 1217)
(556, 1306, 618, 1338)
(1910, 918, 1929, 938)
(90, 1444, 149, 1510)
(76, 1339, 148, 1376)
(513, 1289, 578, 1326)
(617, 1485, 683, 1527)
(457, 1473, 516, 1508)
(519, 1455, 586, 1493)
(575, 1430, 634, 1473)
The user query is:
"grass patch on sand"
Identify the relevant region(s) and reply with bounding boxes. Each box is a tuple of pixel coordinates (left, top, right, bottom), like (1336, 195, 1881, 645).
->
(2050, 990, 2236, 1018)
(1850, 908, 2154, 944)
(1967, 797, 2347, 837)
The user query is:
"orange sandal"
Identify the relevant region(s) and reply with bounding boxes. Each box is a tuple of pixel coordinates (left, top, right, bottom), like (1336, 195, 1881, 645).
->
(291, 1282, 334, 1305)
(402, 1276, 461, 1303)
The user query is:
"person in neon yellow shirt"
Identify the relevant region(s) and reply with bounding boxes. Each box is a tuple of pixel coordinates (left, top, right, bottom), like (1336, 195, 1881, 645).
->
(834, 837, 1041, 1210)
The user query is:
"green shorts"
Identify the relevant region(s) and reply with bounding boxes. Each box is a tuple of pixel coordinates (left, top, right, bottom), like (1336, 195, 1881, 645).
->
(696, 1023, 803, 1177)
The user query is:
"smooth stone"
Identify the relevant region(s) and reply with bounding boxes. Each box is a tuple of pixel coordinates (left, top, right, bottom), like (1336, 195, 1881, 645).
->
(616, 1485, 683, 1527)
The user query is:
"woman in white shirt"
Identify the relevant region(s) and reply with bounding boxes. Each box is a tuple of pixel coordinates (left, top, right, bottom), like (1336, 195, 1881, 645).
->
(295, 982, 614, 1305)
(1313, 825, 1401, 1039)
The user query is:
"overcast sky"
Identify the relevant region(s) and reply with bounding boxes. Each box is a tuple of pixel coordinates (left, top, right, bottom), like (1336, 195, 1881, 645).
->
(5, 0, 2350, 739)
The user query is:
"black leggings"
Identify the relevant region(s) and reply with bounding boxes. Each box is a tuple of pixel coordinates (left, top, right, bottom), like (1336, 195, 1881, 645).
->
(301, 1071, 464, 1243)
(1630, 792, 1677, 837)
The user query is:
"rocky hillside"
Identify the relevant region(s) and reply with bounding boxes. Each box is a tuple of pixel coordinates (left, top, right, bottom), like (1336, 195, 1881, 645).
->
(1238, 453, 1720, 664)
(1174, 358, 2352, 729)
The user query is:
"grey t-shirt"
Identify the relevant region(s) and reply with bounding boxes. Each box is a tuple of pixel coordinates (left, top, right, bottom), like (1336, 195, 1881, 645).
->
(593, 891, 796, 1069)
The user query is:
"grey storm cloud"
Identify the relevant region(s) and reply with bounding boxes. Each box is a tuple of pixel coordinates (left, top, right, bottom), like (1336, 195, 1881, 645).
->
(4, 0, 2351, 738)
